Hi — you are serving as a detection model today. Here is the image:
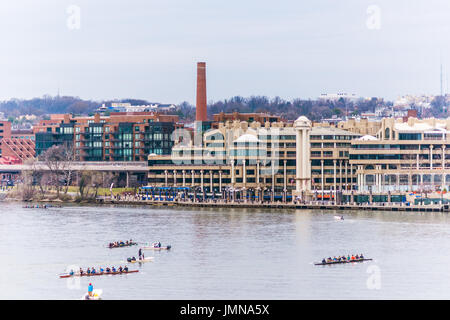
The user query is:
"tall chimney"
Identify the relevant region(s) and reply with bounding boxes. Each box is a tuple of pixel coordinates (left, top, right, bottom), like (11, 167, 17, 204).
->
(196, 62, 207, 121)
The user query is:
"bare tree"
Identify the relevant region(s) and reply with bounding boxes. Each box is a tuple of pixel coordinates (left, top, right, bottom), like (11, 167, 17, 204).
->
(39, 144, 75, 198)
(19, 158, 37, 201)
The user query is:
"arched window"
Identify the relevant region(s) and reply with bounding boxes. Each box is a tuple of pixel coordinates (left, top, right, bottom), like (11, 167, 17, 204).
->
(385, 128, 390, 140)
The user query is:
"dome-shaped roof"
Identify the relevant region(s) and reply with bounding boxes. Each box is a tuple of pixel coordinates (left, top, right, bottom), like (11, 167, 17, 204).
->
(296, 116, 310, 122)
(294, 115, 311, 128)
(357, 135, 378, 141)
(234, 134, 259, 143)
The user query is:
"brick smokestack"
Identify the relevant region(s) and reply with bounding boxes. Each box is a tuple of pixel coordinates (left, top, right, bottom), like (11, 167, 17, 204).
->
(196, 62, 207, 121)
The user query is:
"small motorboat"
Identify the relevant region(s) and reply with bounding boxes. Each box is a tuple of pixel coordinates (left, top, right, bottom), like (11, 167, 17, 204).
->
(142, 243, 172, 250)
(81, 289, 103, 300)
(334, 216, 344, 220)
(127, 257, 154, 263)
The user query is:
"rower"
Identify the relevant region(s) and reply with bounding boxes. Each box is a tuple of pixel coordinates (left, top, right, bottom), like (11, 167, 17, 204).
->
(80, 268, 84, 275)
(124, 266, 129, 272)
(322, 258, 326, 264)
(360, 253, 364, 259)
(87, 268, 91, 275)
(106, 267, 111, 273)
(69, 269, 74, 276)
(355, 254, 359, 260)
(138, 248, 142, 260)
(158, 241, 161, 248)
(118, 266, 123, 272)
(100, 267, 104, 273)
(92, 267, 96, 274)
(112, 266, 116, 272)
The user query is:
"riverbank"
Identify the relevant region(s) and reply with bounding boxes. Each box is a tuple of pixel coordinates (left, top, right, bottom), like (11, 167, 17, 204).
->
(4, 194, 449, 212)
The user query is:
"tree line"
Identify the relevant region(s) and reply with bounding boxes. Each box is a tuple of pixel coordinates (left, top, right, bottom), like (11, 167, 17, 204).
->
(0, 94, 447, 123)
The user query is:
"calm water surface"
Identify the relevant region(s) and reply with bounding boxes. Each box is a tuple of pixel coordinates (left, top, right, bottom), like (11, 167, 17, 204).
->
(1, 202, 450, 299)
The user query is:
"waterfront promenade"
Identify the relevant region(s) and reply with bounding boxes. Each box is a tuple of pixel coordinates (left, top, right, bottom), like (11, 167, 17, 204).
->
(100, 197, 449, 213)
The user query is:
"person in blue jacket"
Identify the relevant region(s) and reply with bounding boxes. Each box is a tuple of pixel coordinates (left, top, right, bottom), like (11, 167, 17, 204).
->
(88, 283, 93, 297)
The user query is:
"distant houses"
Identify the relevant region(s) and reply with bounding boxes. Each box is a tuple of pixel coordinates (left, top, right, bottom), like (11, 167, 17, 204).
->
(96, 102, 177, 114)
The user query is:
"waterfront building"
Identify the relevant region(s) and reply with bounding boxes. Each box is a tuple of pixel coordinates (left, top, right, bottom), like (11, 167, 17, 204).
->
(147, 117, 313, 202)
(309, 126, 361, 201)
(33, 112, 180, 161)
(349, 117, 450, 198)
(0, 121, 35, 164)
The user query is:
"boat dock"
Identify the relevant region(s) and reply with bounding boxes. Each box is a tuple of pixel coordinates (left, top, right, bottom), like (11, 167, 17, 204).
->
(100, 199, 450, 213)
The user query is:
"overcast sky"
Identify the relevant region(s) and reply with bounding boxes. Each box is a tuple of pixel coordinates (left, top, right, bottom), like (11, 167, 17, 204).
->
(0, 0, 449, 103)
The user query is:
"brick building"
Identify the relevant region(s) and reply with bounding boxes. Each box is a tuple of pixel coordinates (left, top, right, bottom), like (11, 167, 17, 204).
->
(0, 121, 35, 164)
(33, 112, 181, 161)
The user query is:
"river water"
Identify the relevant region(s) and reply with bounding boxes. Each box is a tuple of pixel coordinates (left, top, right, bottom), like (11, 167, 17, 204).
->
(1, 202, 450, 299)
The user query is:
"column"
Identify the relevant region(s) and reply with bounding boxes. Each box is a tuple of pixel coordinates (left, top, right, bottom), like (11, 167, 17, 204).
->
(256, 161, 260, 186)
(182, 170, 186, 187)
(339, 160, 343, 192)
(200, 170, 204, 191)
(357, 172, 361, 192)
(408, 172, 412, 192)
(164, 170, 168, 187)
(243, 161, 246, 187)
(173, 170, 177, 187)
(271, 162, 275, 202)
(333, 160, 337, 202)
(295, 130, 302, 192)
(350, 163, 353, 191)
(442, 145, 446, 170)
(210, 170, 213, 192)
(283, 160, 287, 203)
(345, 161, 348, 192)
(362, 171, 366, 192)
(302, 128, 307, 191)
(191, 170, 195, 187)
(219, 170, 222, 192)
(321, 160, 324, 201)
(231, 160, 235, 185)
(430, 145, 433, 170)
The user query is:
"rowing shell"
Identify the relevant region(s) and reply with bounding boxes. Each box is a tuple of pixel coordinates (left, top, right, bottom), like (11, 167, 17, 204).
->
(108, 243, 137, 248)
(60, 270, 139, 278)
(314, 258, 372, 266)
(127, 257, 154, 263)
(142, 245, 171, 251)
